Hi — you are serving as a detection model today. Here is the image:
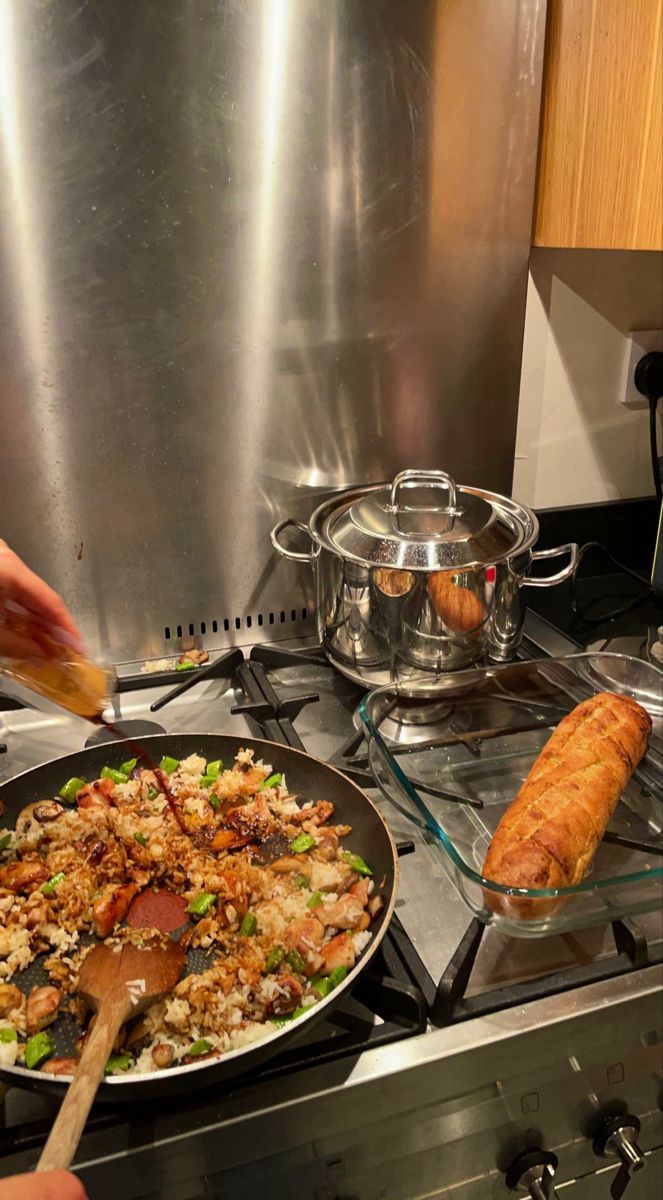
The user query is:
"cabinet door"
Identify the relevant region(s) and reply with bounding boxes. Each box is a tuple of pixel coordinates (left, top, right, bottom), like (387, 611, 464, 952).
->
(534, 0, 663, 250)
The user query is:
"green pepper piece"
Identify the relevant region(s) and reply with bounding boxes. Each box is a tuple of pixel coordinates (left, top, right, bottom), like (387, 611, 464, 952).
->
(311, 975, 333, 999)
(0, 1028, 17, 1043)
(24, 1031, 54, 1070)
(306, 890, 323, 910)
(206, 759, 223, 779)
(264, 945, 285, 973)
(120, 757, 138, 776)
(100, 766, 129, 785)
(187, 1038, 212, 1057)
(186, 891, 216, 917)
(0, 833, 11, 853)
(104, 1052, 132, 1076)
(259, 772, 282, 791)
(292, 1005, 312, 1019)
(286, 948, 307, 975)
(200, 774, 217, 788)
(208, 794, 220, 812)
(159, 755, 180, 774)
(239, 911, 257, 937)
(41, 872, 66, 896)
(268, 1014, 294, 1028)
(294, 873, 309, 888)
(134, 832, 148, 848)
(328, 965, 348, 989)
(176, 660, 196, 672)
(147, 786, 160, 801)
(342, 851, 373, 876)
(289, 833, 316, 854)
(59, 777, 86, 804)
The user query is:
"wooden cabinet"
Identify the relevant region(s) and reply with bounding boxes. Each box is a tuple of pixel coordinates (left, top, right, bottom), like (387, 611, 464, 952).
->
(534, 0, 663, 250)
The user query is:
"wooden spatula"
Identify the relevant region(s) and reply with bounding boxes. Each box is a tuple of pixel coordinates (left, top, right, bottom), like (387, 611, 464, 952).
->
(37, 932, 185, 1172)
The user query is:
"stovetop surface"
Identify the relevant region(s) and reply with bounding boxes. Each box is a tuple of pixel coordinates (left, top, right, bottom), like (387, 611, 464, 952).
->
(2, 618, 660, 1002)
(1, 611, 661, 1151)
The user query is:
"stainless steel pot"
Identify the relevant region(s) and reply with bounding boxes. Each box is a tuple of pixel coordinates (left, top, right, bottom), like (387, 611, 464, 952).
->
(271, 469, 578, 687)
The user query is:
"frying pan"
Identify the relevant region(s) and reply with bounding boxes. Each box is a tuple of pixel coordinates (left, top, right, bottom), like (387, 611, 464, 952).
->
(0, 734, 397, 1100)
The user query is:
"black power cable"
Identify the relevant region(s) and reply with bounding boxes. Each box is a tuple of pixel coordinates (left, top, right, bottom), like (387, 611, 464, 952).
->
(570, 352, 663, 625)
(635, 350, 663, 501)
(570, 541, 653, 625)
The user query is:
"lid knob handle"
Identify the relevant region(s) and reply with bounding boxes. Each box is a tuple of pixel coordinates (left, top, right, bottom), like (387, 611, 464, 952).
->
(389, 469, 458, 513)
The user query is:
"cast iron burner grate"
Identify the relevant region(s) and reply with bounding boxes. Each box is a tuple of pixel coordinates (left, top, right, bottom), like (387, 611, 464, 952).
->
(389, 911, 663, 1027)
(245, 644, 375, 785)
(0, 915, 427, 1159)
(244, 636, 546, 784)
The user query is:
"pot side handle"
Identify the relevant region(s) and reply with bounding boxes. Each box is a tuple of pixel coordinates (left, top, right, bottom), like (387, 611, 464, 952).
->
(523, 542, 579, 588)
(270, 518, 312, 562)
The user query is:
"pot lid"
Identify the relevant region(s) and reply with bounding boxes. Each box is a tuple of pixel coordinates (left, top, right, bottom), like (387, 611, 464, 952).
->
(321, 470, 526, 569)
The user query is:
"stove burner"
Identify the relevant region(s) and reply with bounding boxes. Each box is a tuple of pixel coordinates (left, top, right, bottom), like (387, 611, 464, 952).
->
(353, 695, 453, 746)
(84, 718, 167, 748)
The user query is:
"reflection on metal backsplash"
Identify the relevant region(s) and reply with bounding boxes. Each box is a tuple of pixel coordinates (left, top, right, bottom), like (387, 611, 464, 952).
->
(0, 1, 546, 663)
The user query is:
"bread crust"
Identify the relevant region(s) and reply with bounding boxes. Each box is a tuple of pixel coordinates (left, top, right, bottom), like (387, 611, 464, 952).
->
(482, 692, 652, 918)
(428, 572, 484, 634)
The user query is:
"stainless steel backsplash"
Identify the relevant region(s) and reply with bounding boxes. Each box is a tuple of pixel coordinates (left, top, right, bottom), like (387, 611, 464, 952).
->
(0, 0, 546, 663)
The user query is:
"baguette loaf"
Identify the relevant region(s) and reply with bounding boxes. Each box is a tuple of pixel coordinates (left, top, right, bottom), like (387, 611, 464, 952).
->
(482, 691, 652, 917)
(374, 568, 415, 597)
(428, 571, 484, 634)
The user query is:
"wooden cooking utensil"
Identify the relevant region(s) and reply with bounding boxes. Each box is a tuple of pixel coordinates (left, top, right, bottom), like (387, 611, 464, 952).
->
(37, 932, 185, 1172)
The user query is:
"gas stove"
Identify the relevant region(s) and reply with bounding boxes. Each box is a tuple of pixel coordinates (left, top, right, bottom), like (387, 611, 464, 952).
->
(0, 613, 661, 1199)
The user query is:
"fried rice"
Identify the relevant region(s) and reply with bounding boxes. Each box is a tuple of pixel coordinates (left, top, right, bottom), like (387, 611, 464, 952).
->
(0, 749, 384, 1078)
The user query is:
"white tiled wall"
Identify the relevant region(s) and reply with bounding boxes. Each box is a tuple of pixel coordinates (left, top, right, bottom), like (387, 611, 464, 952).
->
(513, 248, 663, 508)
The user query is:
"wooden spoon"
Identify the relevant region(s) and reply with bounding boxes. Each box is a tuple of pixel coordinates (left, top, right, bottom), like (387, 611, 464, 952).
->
(37, 931, 185, 1172)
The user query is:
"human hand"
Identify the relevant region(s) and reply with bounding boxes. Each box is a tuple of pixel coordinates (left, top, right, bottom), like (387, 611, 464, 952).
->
(0, 1170, 87, 1200)
(0, 541, 82, 661)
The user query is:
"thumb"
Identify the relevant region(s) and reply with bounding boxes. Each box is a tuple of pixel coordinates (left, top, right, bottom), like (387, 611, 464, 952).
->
(0, 1171, 87, 1200)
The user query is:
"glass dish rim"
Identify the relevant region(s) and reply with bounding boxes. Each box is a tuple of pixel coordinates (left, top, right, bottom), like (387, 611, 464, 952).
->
(358, 652, 663, 900)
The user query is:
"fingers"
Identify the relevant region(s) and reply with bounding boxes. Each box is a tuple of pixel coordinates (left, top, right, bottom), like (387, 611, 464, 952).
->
(0, 543, 83, 650)
(0, 1170, 88, 1200)
(0, 626, 49, 661)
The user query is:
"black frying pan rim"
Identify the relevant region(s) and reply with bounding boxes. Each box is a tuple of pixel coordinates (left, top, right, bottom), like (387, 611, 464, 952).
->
(0, 734, 398, 1097)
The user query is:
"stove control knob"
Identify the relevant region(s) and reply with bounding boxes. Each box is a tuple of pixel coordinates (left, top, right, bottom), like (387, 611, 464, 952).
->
(505, 1147, 560, 1199)
(593, 1114, 645, 1198)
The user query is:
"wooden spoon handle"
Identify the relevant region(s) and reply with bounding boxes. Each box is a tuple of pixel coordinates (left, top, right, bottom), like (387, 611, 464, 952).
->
(37, 999, 126, 1172)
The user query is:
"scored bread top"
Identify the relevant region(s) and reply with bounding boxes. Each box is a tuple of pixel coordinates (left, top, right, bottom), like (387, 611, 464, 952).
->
(482, 691, 652, 893)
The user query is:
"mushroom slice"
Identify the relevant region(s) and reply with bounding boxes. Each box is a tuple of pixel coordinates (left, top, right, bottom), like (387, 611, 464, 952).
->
(15, 800, 64, 835)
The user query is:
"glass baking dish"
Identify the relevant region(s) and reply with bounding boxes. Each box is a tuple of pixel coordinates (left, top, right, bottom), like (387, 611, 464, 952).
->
(358, 653, 663, 937)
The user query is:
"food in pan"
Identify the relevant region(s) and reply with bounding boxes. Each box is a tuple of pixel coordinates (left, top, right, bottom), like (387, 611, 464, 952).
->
(0, 749, 383, 1076)
(427, 571, 484, 634)
(482, 692, 652, 917)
